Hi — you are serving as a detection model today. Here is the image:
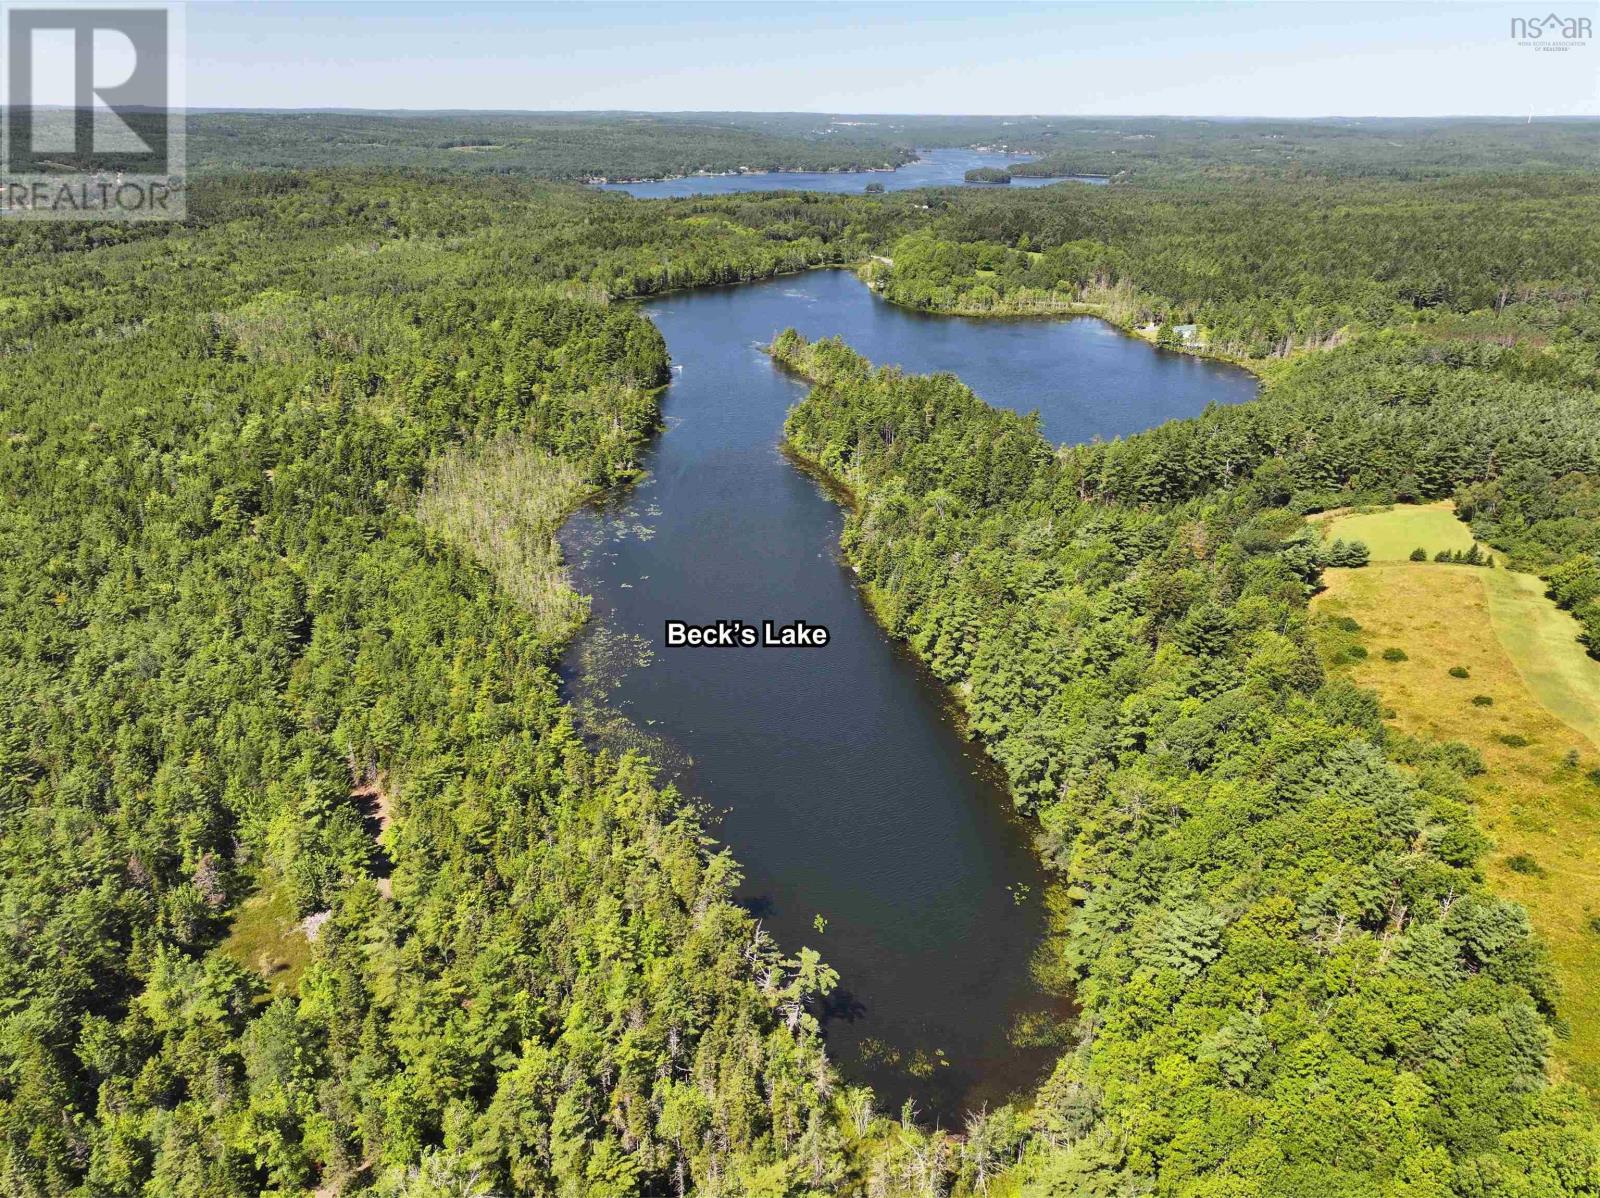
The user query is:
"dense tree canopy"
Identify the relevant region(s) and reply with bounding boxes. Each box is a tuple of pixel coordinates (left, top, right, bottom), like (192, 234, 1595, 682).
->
(185, 113, 913, 182)
(5, 139, 1600, 1196)
(182, 113, 1600, 184)
(865, 176, 1600, 361)
(777, 330, 1600, 1195)
(0, 176, 882, 1197)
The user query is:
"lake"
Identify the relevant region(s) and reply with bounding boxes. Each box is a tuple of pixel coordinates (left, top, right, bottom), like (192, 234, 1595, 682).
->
(596, 147, 1109, 198)
(558, 270, 1256, 1121)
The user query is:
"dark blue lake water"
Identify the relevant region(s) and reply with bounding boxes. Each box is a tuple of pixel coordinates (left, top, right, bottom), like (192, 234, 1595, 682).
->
(559, 271, 1256, 1121)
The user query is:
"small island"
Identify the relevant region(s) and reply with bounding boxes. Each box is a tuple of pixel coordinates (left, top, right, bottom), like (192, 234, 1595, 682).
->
(963, 166, 1012, 184)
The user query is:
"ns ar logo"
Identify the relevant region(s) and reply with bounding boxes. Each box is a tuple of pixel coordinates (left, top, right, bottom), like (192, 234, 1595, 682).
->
(1510, 12, 1594, 39)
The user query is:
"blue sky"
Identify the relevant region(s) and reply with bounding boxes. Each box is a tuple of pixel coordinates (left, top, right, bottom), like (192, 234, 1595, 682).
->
(180, 1, 1598, 116)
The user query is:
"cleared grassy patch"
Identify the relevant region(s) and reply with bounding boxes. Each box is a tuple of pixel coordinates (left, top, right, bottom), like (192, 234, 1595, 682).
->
(1485, 568, 1600, 751)
(1314, 562, 1600, 1086)
(1315, 500, 1482, 562)
(216, 882, 311, 1000)
(1316, 502, 1600, 747)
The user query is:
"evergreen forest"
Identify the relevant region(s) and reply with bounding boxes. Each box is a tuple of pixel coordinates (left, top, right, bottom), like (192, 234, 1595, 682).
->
(6, 116, 1600, 1196)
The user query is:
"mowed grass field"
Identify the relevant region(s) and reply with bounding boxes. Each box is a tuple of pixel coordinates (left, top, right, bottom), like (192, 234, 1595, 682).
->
(1312, 506, 1600, 1086)
(1315, 499, 1484, 561)
(1485, 569, 1600, 752)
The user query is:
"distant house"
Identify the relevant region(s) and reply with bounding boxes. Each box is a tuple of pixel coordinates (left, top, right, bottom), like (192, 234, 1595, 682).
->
(1143, 321, 1205, 348)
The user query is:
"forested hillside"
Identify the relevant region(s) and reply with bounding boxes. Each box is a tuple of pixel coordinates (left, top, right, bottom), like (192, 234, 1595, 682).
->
(857, 173, 1600, 655)
(6, 155, 1600, 1196)
(777, 330, 1600, 1194)
(184, 113, 1600, 184)
(987, 117, 1600, 180)
(764, 115, 1600, 178)
(0, 178, 889, 1196)
(187, 112, 913, 181)
(862, 175, 1600, 361)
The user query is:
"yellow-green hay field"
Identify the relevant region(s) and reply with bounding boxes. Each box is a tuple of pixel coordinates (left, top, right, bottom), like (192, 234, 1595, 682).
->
(1312, 504, 1600, 1088)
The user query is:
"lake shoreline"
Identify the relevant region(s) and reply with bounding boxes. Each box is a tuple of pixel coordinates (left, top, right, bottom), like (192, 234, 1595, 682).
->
(552, 271, 1255, 1118)
(590, 147, 1108, 197)
(584, 156, 914, 186)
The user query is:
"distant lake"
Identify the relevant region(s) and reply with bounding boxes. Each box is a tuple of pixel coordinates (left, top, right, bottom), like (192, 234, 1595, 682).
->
(559, 271, 1254, 1122)
(596, 147, 1110, 197)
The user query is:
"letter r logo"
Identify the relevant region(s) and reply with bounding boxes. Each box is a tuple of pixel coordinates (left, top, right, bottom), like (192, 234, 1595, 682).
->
(5, 7, 170, 170)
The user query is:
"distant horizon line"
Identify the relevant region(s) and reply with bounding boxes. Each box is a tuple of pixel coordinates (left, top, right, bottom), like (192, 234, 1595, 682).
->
(13, 107, 1600, 121)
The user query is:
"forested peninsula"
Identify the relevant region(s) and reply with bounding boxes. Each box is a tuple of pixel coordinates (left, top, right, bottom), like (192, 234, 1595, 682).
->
(6, 128, 1600, 1196)
(775, 328, 1599, 1194)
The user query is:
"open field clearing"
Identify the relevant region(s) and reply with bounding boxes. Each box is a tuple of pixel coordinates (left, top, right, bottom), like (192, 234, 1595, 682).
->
(1316, 560, 1600, 1085)
(216, 882, 311, 1001)
(1316, 499, 1485, 561)
(1486, 568, 1600, 752)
